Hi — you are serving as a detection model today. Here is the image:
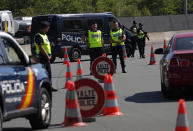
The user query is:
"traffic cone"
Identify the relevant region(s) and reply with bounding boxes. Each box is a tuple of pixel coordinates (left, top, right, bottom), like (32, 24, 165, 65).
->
(102, 53, 106, 57)
(64, 62, 72, 88)
(76, 58, 83, 80)
(148, 45, 157, 65)
(175, 99, 189, 131)
(163, 40, 167, 53)
(104, 74, 109, 89)
(62, 80, 87, 127)
(63, 48, 69, 64)
(122, 45, 127, 60)
(101, 74, 123, 116)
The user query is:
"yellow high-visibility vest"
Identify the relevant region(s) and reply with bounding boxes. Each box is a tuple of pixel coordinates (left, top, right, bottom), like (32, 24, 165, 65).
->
(137, 29, 145, 39)
(131, 27, 137, 36)
(88, 30, 102, 48)
(110, 28, 125, 46)
(34, 33, 51, 55)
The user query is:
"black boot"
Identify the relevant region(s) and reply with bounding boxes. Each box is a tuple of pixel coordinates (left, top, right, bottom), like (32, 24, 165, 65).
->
(122, 68, 127, 73)
(142, 55, 146, 58)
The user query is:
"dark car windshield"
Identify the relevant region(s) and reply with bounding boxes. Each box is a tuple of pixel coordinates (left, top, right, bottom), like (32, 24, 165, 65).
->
(175, 37, 193, 50)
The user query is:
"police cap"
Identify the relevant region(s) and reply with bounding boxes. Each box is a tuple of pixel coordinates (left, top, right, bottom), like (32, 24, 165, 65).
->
(133, 21, 137, 24)
(40, 21, 50, 29)
(91, 21, 97, 25)
(139, 23, 143, 27)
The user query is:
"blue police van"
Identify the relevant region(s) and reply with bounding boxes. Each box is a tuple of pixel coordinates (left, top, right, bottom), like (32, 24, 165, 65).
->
(0, 32, 52, 130)
(31, 12, 131, 62)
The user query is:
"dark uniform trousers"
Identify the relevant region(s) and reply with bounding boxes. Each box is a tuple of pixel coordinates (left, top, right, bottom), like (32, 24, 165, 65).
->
(131, 36, 138, 56)
(137, 38, 145, 57)
(89, 47, 103, 68)
(39, 56, 52, 82)
(111, 45, 125, 70)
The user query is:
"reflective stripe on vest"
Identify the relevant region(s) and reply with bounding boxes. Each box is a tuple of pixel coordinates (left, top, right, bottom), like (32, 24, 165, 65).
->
(34, 33, 51, 55)
(88, 30, 102, 48)
(110, 28, 125, 46)
(138, 30, 145, 39)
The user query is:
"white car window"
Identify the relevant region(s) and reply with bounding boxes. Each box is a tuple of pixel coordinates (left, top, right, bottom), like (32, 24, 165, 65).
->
(2, 38, 21, 64)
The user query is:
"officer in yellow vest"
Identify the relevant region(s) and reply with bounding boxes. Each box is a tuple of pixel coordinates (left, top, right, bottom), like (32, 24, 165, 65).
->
(110, 21, 126, 73)
(34, 21, 57, 91)
(82, 22, 104, 75)
(137, 23, 149, 58)
(130, 21, 138, 57)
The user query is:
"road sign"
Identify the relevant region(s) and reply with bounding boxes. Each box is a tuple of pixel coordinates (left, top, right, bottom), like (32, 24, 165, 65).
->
(91, 56, 115, 80)
(75, 78, 105, 118)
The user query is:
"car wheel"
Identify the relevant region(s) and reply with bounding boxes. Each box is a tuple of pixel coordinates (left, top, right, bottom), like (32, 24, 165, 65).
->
(0, 108, 3, 131)
(69, 47, 81, 62)
(50, 55, 56, 63)
(29, 88, 51, 130)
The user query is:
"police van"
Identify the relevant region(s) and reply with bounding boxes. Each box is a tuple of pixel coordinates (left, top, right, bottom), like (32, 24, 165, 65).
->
(0, 10, 15, 36)
(31, 12, 131, 62)
(0, 32, 52, 130)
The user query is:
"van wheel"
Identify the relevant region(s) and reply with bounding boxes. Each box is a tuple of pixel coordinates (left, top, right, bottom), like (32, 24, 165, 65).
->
(69, 47, 81, 62)
(29, 88, 51, 130)
(50, 55, 56, 63)
(0, 107, 3, 131)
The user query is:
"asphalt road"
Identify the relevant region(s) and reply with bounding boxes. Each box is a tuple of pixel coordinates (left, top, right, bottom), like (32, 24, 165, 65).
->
(3, 43, 193, 131)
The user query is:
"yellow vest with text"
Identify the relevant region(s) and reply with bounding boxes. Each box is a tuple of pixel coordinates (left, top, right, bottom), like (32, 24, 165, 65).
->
(34, 33, 51, 55)
(137, 29, 145, 39)
(110, 28, 125, 46)
(88, 30, 102, 48)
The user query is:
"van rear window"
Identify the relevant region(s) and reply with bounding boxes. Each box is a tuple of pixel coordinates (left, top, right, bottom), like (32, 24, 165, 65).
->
(62, 20, 83, 32)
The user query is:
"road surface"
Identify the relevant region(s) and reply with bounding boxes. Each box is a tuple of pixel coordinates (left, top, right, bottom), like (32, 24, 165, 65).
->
(3, 43, 193, 131)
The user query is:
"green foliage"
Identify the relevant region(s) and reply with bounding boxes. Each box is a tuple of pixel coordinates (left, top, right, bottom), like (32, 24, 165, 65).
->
(0, 0, 192, 17)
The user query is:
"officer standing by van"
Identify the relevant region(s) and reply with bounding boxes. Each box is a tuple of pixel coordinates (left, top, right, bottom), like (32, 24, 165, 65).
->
(137, 23, 149, 58)
(110, 21, 126, 73)
(130, 21, 138, 57)
(82, 22, 104, 75)
(34, 21, 57, 91)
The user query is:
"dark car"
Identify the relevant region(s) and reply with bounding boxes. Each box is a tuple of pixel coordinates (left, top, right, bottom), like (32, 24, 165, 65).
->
(30, 12, 131, 62)
(156, 32, 193, 97)
(0, 32, 52, 130)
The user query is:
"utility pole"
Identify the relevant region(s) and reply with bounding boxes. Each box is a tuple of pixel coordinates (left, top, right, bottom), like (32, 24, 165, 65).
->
(184, 0, 187, 14)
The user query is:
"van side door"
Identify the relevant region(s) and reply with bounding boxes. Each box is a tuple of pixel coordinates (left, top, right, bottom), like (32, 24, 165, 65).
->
(61, 17, 85, 46)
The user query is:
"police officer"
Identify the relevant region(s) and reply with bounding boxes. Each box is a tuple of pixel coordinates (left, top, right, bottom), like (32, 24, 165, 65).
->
(137, 23, 149, 58)
(110, 21, 126, 73)
(130, 21, 138, 57)
(34, 21, 57, 91)
(82, 22, 104, 75)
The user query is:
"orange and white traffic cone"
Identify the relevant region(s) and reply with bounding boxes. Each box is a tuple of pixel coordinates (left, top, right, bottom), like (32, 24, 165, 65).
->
(76, 58, 83, 80)
(102, 53, 106, 57)
(63, 48, 69, 64)
(148, 45, 157, 65)
(122, 45, 127, 60)
(64, 62, 72, 88)
(163, 40, 167, 53)
(175, 99, 189, 131)
(101, 74, 123, 116)
(62, 80, 87, 127)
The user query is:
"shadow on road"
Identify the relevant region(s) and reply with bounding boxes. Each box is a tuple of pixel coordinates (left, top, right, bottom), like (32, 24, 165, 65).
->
(3, 128, 32, 131)
(125, 91, 176, 103)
